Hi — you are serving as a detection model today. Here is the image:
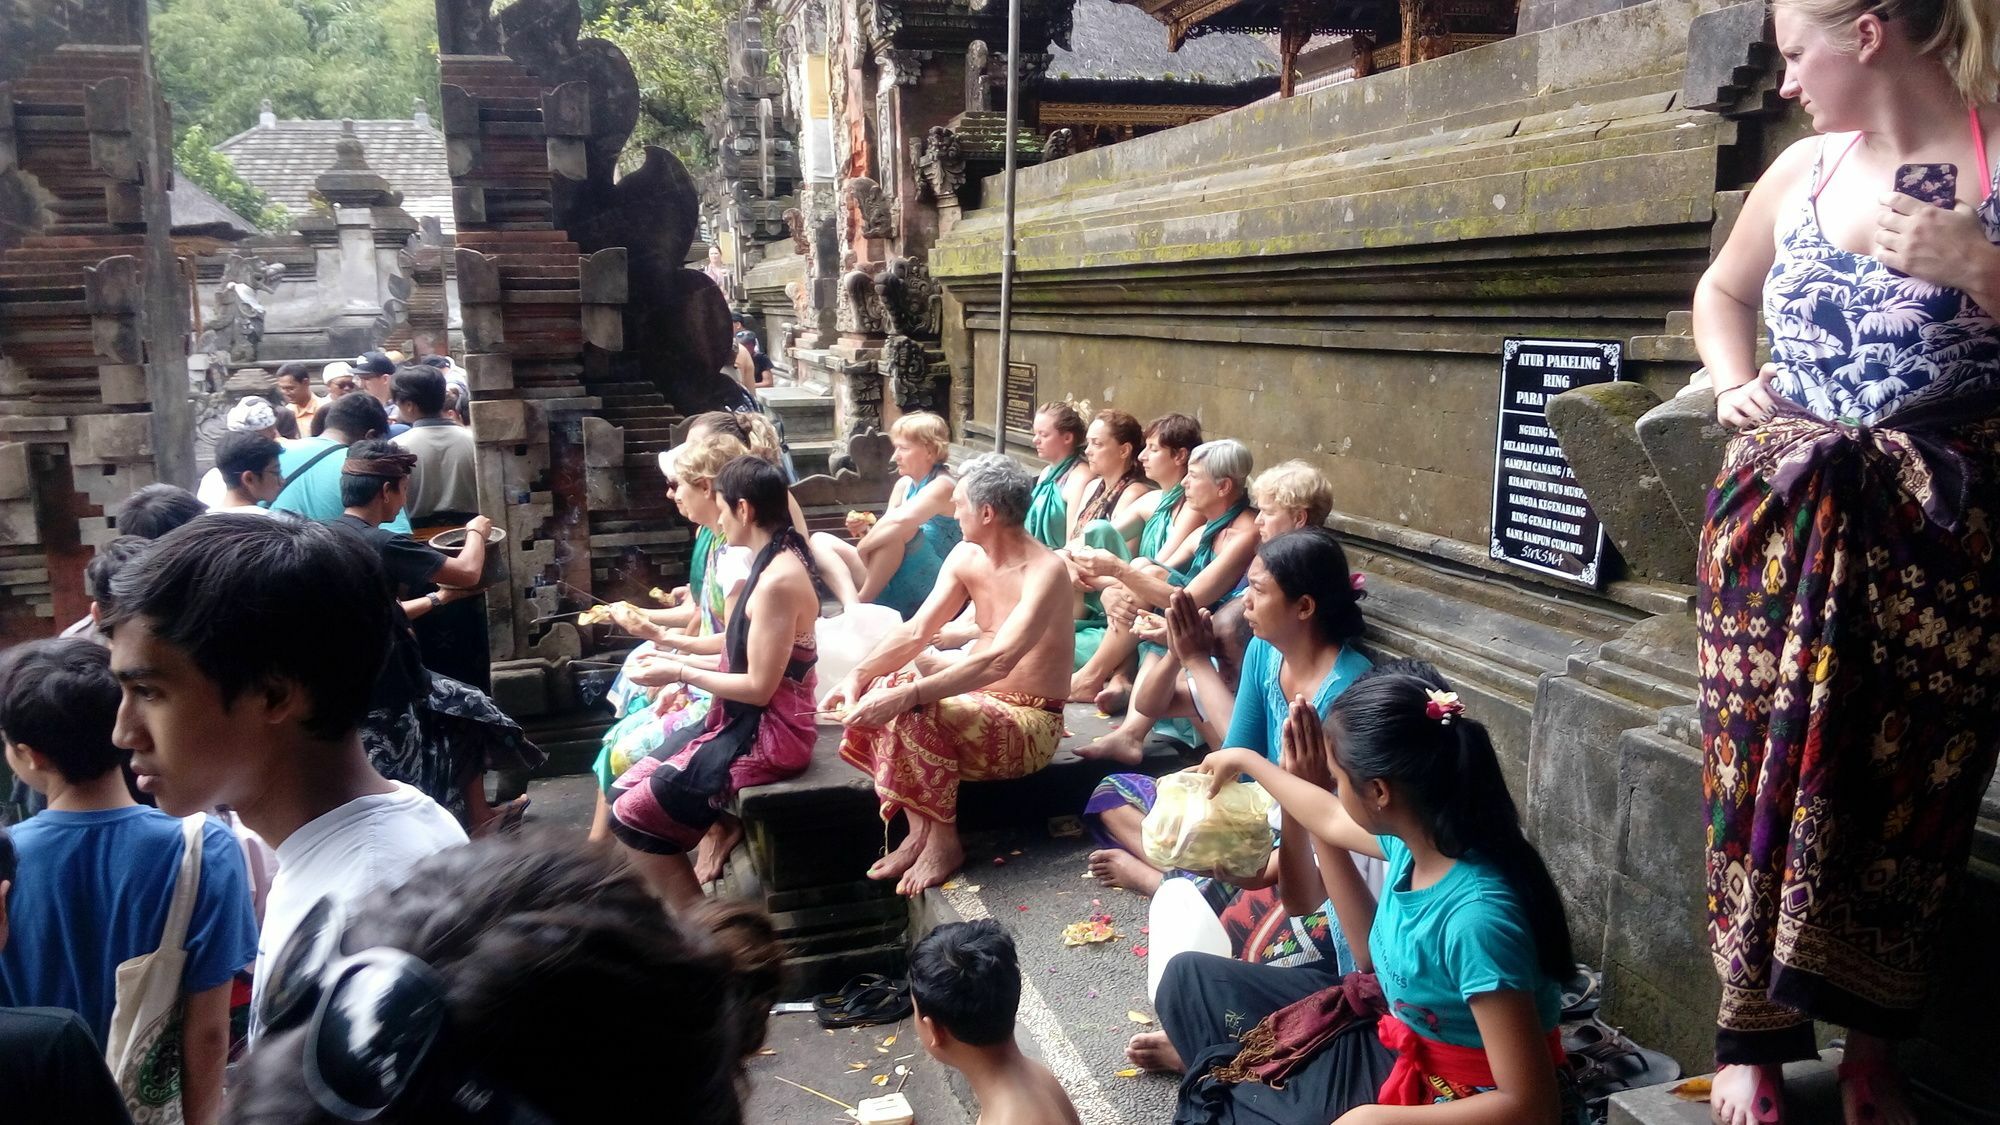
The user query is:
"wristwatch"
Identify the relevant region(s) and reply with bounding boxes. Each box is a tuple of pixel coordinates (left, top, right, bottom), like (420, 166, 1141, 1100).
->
(426, 591, 444, 610)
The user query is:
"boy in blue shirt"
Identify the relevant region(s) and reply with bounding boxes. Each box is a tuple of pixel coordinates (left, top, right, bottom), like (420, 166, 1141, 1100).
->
(0, 638, 256, 1125)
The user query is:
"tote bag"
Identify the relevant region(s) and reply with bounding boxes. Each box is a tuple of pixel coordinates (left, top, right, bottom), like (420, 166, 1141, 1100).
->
(103, 814, 205, 1125)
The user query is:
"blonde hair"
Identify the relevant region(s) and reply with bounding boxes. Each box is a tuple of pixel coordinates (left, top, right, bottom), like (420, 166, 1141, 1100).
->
(1781, 0, 1999, 98)
(688, 411, 784, 466)
(890, 411, 951, 462)
(675, 432, 750, 484)
(1251, 460, 1335, 528)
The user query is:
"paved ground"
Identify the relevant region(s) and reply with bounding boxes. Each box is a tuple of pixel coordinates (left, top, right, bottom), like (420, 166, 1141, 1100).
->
(524, 736, 1183, 1125)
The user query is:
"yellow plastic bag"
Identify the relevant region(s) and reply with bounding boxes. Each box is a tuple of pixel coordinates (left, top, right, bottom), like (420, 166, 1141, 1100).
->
(1141, 771, 1275, 881)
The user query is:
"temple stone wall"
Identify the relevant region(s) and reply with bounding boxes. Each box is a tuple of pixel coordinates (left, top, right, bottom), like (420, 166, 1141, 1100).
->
(932, 0, 2000, 1098)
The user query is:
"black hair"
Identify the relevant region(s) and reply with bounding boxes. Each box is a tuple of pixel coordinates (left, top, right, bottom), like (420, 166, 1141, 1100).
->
(119, 484, 206, 539)
(274, 362, 310, 383)
(85, 535, 153, 612)
(100, 515, 393, 741)
(321, 392, 388, 440)
(1357, 657, 1447, 689)
(0, 825, 14, 886)
(1327, 668, 1575, 981)
(420, 355, 451, 370)
(910, 920, 1021, 1047)
(273, 406, 300, 441)
(0, 637, 125, 783)
(338, 439, 409, 509)
(1257, 527, 1365, 645)
(390, 365, 446, 416)
(216, 431, 282, 488)
(226, 834, 783, 1125)
(714, 455, 789, 530)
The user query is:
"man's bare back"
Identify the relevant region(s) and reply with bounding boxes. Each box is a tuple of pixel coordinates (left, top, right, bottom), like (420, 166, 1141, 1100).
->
(946, 532, 1074, 700)
(974, 1057, 1084, 1125)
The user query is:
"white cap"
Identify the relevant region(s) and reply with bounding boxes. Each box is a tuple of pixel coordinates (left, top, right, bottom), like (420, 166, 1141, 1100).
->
(226, 396, 277, 432)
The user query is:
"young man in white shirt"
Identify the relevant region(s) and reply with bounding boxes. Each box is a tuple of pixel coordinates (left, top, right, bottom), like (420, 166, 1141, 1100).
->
(100, 515, 466, 1041)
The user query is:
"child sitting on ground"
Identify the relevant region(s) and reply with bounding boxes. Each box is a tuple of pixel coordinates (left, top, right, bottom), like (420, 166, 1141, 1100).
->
(911, 921, 1082, 1125)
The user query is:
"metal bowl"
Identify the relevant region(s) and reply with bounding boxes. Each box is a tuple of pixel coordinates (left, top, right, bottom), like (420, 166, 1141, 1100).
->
(426, 525, 508, 589)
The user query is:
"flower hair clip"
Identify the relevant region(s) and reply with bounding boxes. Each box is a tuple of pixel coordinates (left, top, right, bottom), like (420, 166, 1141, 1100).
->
(1350, 573, 1366, 592)
(1424, 690, 1464, 725)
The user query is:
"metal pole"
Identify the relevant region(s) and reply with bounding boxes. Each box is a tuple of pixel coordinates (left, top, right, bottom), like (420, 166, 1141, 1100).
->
(991, 0, 1022, 453)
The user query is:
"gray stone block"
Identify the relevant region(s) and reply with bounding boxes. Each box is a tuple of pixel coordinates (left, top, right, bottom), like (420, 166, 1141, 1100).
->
(488, 662, 550, 719)
(1682, 1, 1774, 113)
(1635, 388, 1728, 543)
(1548, 381, 1695, 584)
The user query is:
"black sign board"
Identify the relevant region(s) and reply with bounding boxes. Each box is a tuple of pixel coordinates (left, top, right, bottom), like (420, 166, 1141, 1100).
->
(1488, 338, 1621, 587)
(1003, 362, 1038, 435)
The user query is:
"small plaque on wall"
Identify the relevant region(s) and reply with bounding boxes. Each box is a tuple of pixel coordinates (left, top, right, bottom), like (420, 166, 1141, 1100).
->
(1003, 362, 1038, 434)
(1488, 338, 1622, 587)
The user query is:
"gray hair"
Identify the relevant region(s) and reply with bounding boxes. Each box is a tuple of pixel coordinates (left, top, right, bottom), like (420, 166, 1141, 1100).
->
(955, 453, 1034, 528)
(1189, 439, 1252, 495)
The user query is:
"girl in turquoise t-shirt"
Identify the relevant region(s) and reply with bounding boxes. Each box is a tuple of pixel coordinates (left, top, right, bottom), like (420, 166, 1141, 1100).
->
(1196, 665, 1576, 1124)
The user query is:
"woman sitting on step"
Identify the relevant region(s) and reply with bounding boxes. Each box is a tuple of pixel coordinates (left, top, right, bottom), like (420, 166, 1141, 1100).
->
(1062, 409, 1165, 669)
(1023, 400, 1096, 548)
(813, 411, 961, 619)
(610, 455, 831, 906)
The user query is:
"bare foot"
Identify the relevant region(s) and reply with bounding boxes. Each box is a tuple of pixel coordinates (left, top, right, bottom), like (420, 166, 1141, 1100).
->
(1126, 1031, 1183, 1074)
(1075, 728, 1147, 766)
(1710, 1063, 1784, 1125)
(1839, 1036, 1916, 1125)
(469, 796, 529, 838)
(693, 814, 744, 884)
(1088, 848, 1163, 897)
(1093, 684, 1131, 716)
(1069, 668, 1106, 704)
(896, 831, 965, 896)
(868, 821, 928, 882)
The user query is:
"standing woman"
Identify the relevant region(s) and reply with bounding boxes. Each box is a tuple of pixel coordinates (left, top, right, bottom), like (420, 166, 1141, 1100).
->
(1023, 401, 1096, 548)
(609, 456, 831, 907)
(1690, 4, 2000, 1122)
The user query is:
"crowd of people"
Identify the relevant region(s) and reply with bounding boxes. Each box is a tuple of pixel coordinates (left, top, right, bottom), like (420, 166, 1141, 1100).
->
(1, 1, 1997, 1118)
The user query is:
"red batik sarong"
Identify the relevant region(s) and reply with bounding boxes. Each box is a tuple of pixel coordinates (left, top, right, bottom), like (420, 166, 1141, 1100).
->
(838, 671, 1064, 824)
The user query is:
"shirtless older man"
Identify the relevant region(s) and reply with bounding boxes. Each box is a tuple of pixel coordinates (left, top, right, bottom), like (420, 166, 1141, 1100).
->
(830, 453, 1076, 895)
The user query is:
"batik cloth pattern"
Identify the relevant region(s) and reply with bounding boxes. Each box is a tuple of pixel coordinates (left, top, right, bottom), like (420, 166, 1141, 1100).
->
(1699, 391, 2000, 1062)
(838, 670, 1064, 824)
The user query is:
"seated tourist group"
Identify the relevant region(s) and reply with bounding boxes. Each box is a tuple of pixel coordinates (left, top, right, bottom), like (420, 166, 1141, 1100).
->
(0, 378, 1594, 1125)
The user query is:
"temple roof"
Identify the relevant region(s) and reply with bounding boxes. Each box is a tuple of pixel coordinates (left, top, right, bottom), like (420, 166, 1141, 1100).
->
(168, 177, 260, 240)
(1045, 0, 1280, 82)
(1112, 0, 1400, 49)
(217, 104, 454, 233)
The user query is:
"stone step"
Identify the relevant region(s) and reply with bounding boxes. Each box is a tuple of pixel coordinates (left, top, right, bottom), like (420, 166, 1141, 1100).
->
(1609, 1053, 1840, 1125)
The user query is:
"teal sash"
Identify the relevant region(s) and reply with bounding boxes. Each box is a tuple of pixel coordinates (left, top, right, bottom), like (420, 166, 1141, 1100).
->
(1138, 483, 1184, 560)
(1024, 453, 1081, 548)
(1167, 499, 1250, 596)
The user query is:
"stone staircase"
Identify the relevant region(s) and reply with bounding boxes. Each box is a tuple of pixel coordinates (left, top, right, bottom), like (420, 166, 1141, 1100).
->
(761, 382, 837, 478)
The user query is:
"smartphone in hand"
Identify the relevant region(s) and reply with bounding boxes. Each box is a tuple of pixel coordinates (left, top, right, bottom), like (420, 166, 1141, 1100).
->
(1896, 162, 1958, 209)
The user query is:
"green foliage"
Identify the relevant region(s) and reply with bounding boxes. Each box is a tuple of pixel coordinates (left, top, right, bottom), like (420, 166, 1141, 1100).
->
(150, 0, 441, 141)
(585, 0, 729, 171)
(172, 126, 291, 231)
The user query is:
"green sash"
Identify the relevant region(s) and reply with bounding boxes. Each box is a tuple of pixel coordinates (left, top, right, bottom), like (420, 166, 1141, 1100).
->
(1138, 483, 1184, 560)
(1167, 499, 1249, 594)
(1024, 453, 1081, 548)
(688, 525, 716, 605)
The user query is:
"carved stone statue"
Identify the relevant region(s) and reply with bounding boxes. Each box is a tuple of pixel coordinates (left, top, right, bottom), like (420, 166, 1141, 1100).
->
(965, 41, 992, 112)
(198, 252, 283, 365)
(883, 334, 936, 412)
(784, 206, 809, 255)
(1042, 127, 1075, 162)
(916, 127, 966, 201)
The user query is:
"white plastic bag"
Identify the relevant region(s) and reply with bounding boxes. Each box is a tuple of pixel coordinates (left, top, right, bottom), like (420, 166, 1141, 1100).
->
(815, 603, 904, 704)
(1142, 771, 1276, 882)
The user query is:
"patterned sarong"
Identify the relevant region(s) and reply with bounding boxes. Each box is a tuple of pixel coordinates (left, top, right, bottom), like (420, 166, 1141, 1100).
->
(838, 670, 1064, 823)
(1699, 396, 2000, 1062)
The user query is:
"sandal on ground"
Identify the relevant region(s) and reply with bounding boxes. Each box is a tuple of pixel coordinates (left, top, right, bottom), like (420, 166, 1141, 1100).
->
(813, 974, 912, 1029)
(1560, 963, 1603, 1021)
(1562, 1017, 1682, 1110)
(470, 796, 530, 838)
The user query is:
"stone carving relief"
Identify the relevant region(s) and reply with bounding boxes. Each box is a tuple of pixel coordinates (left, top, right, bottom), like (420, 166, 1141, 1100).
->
(965, 40, 992, 112)
(784, 206, 809, 255)
(916, 127, 965, 201)
(843, 176, 894, 241)
(883, 333, 936, 411)
(836, 268, 891, 335)
(876, 256, 939, 338)
(197, 253, 283, 365)
(1042, 127, 1074, 162)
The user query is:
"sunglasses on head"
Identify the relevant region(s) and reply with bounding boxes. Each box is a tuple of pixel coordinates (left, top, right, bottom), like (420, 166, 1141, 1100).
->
(261, 896, 556, 1124)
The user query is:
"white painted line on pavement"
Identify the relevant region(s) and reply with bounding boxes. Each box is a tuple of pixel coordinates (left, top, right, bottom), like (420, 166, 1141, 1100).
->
(940, 882, 1127, 1125)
